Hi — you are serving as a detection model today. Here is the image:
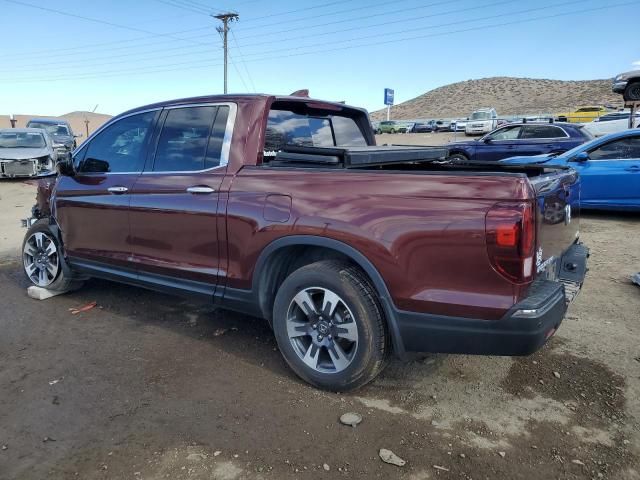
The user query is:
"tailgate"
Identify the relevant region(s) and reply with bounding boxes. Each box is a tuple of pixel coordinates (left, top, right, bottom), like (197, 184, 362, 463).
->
(529, 169, 580, 280)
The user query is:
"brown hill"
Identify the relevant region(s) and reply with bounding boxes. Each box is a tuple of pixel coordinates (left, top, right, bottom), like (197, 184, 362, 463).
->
(370, 77, 624, 120)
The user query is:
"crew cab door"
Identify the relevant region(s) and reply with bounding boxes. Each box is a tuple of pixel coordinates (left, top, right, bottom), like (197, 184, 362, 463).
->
(573, 135, 640, 208)
(475, 125, 522, 161)
(55, 110, 158, 268)
(129, 104, 235, 290)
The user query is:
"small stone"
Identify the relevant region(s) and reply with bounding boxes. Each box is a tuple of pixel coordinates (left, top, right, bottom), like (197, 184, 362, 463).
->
(623, 439, 630, 445)
(532, 360, 538, 365)
(213, 451, 222, 456)
(1, 445, 7, 451)
(572, 459, 585, 466)
(339, 412, 362, 427)
(539, 379, 545, 385)
(323, 463, 330, 471)
(433, 465, 450, 472)
(100, 465, 108, 471)
(379, 449, 406, 467)
(498, 451, 506, 458)
(233, 454, 239, 458)
(43, 436, 56, 443)
(553, 371, 561, 379)
(186, 453, 207, 461)
(459, 453, 466, 459)
(431, 420, 440, 426)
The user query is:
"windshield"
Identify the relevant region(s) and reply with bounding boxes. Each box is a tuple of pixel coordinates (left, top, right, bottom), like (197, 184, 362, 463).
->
(0, 132, 46, 148)
(471, 111, 492, 120)
(28, 122, 70, 136)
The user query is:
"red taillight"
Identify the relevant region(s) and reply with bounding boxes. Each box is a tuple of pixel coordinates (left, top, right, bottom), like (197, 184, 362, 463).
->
(486, 202, 535, 284)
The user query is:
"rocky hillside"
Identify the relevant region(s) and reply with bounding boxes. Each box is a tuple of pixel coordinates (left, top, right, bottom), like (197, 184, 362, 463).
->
(370, 77, 623, 120)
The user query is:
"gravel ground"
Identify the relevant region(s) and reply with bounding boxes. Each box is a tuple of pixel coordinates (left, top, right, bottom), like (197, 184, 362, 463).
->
(0, 179, 639, 480)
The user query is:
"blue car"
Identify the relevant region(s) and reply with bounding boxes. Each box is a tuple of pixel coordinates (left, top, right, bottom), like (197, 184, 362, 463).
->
(501, 130, 640, 211)
(447, 122, 592, 162)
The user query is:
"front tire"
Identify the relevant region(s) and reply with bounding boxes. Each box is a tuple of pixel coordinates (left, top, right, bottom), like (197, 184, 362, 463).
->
(22, 219, 79, 292)
(272, 260, 388, 391)
(624, 81, 640, 102)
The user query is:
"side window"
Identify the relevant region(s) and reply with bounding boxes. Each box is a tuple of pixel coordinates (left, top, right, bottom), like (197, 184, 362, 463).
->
(80, 111, 155, 173)
(521, 125, 567, 139)
(333, 116, 368, 146)
(205, 106, 229, 169)
(487, 126, 521, 141)
(589, 138, 640, 160)
(153, 106, 218, 172)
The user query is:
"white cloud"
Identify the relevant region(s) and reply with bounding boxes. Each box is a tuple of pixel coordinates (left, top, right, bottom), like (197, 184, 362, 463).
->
(632, 60, 640, 67)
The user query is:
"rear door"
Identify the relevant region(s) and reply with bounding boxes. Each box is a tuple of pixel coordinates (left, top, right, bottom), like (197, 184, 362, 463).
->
(475, 125, 522, 161)
(519, 124, 574, 156)
(129, 103, 235, 289)
(55, 110, 158, 268)
(574, 135, 640, 208)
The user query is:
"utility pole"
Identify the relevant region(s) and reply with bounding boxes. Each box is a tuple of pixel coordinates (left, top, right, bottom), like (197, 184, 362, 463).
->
(214, 12, 239, 94)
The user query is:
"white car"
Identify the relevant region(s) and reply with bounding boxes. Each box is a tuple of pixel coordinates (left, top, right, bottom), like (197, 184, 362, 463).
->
(583, 111, 640, 137)
(465, 108, 498, 135)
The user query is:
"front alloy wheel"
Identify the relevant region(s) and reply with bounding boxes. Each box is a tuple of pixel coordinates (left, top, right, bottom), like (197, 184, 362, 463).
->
(23, 231, 60, 287)
(286, 287, 358, 373)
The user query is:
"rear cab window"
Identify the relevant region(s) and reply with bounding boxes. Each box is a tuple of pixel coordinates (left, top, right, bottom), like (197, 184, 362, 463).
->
(263, 101, 370, 161)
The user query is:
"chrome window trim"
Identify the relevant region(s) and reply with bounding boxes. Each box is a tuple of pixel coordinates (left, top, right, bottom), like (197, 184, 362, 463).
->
(143, 102, 237, 175)
(73, 103, 237, 176)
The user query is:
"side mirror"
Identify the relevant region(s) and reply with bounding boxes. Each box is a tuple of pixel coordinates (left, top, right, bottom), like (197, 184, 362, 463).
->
(74, 133, 83, 138)
(483, 137, 492, 144)
(57, 156, 75, 176)
(573, 152, 589, 162)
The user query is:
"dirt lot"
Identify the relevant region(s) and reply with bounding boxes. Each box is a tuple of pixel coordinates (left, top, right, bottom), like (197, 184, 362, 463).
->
(1, 177, 639, 480)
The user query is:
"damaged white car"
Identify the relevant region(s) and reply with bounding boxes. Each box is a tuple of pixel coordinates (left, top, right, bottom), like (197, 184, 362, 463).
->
(0, 128, 58, 178)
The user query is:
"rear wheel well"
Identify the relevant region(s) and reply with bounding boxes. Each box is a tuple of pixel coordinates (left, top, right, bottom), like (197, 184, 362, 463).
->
(257, 246, 357, 322)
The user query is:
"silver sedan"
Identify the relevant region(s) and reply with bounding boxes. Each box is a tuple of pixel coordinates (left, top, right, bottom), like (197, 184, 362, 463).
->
(0, 128, 58, 178)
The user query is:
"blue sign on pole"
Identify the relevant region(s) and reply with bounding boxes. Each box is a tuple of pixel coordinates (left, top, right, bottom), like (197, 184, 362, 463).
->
(384, 88, 394, 106)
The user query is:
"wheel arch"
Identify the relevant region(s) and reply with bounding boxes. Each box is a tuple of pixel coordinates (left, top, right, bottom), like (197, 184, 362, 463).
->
(252, 235, 406, 357)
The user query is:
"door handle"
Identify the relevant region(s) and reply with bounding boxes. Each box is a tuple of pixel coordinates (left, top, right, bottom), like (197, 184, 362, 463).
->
(186, 186, 215, 194)
(107, 186, 128, 194)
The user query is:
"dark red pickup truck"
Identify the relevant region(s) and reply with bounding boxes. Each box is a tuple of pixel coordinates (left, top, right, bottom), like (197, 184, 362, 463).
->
(23, 94, 588, 390)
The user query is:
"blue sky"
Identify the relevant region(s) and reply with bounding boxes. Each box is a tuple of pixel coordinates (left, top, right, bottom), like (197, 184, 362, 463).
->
(0, 0, 638, 116)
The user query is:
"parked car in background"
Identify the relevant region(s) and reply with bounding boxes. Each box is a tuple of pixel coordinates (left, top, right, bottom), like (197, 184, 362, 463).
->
(465, 108, 498, 135)
(411, 121, 434, 133)
(612, 70, 640, 101)
(447, 122, 592, 162)
(434, 119, 451, 132)
(0, 128, 57, 178)
(376, 120, 409, 134)
(583, 111, 640, 137)
(555, 106, 611, 123)
(450, 119, 468, 132)
(501, 129, 640, 211)
(21, 93, 588, 391)
(26, 118, 80, 160)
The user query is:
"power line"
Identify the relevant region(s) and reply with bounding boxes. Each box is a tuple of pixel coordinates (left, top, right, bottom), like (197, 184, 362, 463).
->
(214, 12, 239, 93)
(0, 0, 208, 45)
(1, 1, 632, 84)
(230, 29, 257, 92)
(240, 0, 354, 23)
(6, 0, 516, 71)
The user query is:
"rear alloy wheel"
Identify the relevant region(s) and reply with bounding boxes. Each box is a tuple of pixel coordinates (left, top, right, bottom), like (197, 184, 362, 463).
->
(273, 260, 388, 391)
(286, 287, 358, 374)
(23, 231, 60, 287)
(447, 153, 469, 162)
(624, 81, 640, 102)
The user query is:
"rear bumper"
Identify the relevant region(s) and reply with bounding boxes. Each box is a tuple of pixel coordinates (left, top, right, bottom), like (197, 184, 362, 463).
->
(394, 242, 589, 356)
(612, 80, 627, 93)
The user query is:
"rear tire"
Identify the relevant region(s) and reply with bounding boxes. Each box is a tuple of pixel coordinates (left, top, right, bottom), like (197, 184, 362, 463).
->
(447, 153, 469, 162)
(22, 219, 81, 292)
(272, 260, 388, 391)
(624, 81, 640, 102)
